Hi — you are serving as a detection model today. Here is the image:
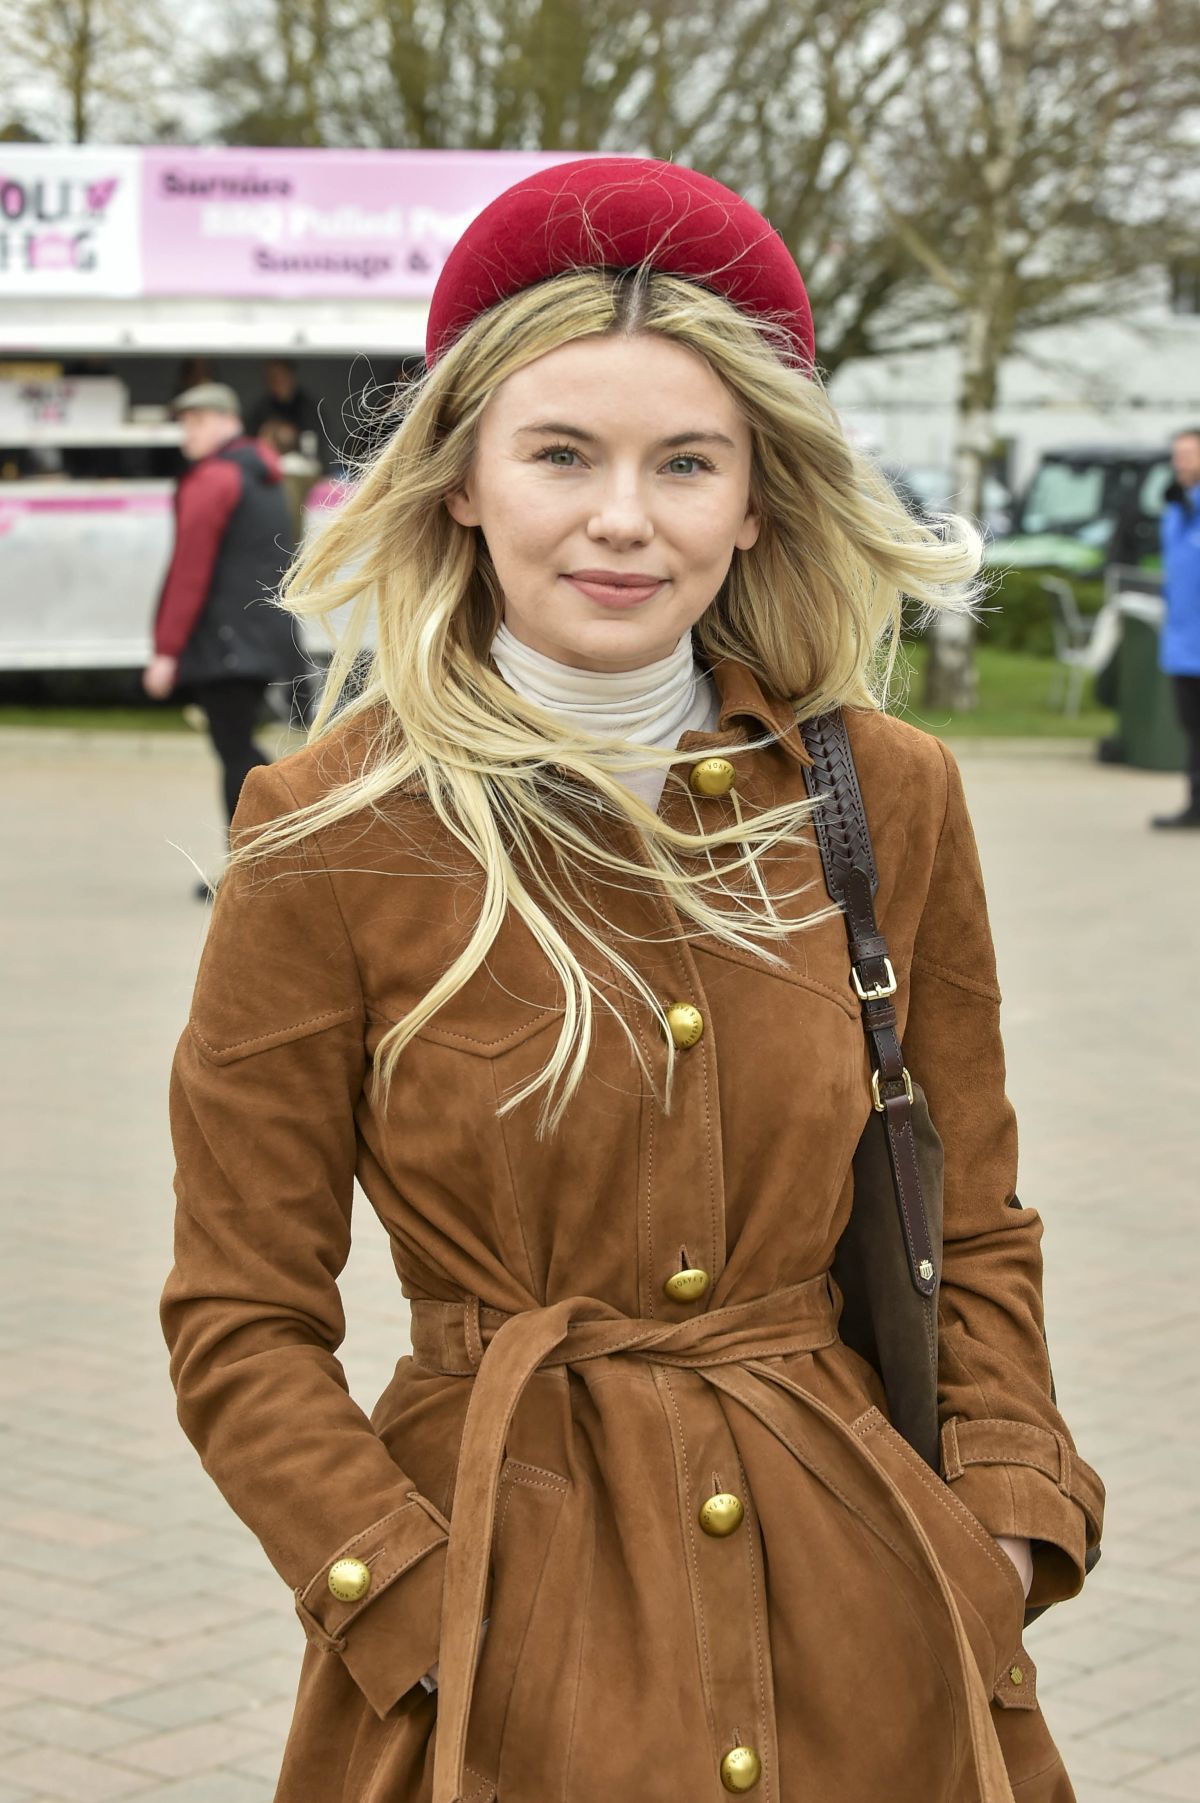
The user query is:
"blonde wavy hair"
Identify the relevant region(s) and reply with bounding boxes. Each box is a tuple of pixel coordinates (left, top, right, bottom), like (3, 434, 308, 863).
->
(233, 264, 984, 1136)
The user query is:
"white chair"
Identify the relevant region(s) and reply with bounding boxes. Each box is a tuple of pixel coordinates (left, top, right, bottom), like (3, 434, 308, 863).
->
(1042, 576, 1121, 715)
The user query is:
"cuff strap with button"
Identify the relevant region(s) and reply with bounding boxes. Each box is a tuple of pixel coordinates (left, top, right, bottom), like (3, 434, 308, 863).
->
(293, 1489, 451, 1650)
(939, 1415, 1104, 1610)
(940, 1417, 1103, 1535)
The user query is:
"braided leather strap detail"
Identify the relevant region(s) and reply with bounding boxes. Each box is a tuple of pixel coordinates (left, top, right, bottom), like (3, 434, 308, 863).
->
(797, 707, 879, 901)
(800, 709, 937, 1296)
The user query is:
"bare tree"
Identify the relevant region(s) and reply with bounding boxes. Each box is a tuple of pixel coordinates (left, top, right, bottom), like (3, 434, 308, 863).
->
(0, 0, 185, 143)
(682, 1, 952, 368)
(195, 0, 936, 371)
(193, 0, 371, 147)
(823, 0, 1200, 709)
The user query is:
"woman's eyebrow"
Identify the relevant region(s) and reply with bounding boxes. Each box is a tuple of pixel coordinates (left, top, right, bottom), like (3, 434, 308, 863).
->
(516, 421, 737, 451)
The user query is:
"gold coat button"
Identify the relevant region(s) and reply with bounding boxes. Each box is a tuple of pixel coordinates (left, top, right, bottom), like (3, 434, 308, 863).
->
(1009, 1665, 1025, 1686)
(720, 1745, 762, 1792)
(327, 1557, 372, 1602)
(689, 756, 736, 797)
(663, 1267, 711, 1303)
(699, 1491, 745, 1536)
(666, 1002, 704, 1049)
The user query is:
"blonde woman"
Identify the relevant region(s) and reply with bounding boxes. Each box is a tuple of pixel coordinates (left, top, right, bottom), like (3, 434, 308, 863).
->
(160, 158, 1103, 1803)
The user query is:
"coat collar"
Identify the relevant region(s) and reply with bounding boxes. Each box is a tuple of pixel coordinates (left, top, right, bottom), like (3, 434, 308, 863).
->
(388, 650, 815, 798)
(702, 654, 815, 769)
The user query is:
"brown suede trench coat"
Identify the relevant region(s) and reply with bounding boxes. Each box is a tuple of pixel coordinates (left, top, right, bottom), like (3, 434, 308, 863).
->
(160, 652, 1105, 1803)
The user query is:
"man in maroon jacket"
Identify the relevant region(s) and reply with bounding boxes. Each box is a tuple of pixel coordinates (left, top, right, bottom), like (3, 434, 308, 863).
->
(144, 382, 303, 897)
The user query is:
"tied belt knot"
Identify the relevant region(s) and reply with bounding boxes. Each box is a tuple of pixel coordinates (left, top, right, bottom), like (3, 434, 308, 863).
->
(408, 1274, 1013, 1803)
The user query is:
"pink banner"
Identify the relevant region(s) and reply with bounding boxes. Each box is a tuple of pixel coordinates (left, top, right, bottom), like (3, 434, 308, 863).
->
(140, 148, 580, 299)
(0, 491, 170, 513)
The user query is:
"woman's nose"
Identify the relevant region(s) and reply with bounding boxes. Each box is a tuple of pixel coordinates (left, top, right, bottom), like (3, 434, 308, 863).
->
(586, 474, 654, 546)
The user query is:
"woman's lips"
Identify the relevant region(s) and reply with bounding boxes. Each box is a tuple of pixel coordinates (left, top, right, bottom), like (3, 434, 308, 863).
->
(562, 575, 666, 607)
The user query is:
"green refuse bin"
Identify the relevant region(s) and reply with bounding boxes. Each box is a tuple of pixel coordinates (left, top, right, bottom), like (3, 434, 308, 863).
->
(1112, 592, 1189, 772)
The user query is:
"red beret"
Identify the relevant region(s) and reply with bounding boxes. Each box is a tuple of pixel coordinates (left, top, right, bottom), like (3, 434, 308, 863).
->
(425, 156, 814, 371)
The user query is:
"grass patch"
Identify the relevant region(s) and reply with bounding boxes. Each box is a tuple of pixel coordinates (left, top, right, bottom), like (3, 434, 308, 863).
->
(890, 640, 1115, 739)
(0, 644, 1115, 741)
(0, 704, 194, 732)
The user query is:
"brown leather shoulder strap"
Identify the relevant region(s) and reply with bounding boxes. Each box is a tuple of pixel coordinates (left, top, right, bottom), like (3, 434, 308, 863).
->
(796, 708, 880, 901)
(799, 708, 938, 1298)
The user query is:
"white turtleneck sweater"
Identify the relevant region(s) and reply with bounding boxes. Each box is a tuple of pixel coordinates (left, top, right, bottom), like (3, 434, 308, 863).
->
(489, 619, 721, 813)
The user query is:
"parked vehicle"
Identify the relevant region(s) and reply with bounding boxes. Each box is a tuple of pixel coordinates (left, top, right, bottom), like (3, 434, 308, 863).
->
(986, 444, 1172, 573)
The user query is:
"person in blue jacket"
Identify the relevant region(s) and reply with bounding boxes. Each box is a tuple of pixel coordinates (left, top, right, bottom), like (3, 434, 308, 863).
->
(1154, 427, 1200, 828)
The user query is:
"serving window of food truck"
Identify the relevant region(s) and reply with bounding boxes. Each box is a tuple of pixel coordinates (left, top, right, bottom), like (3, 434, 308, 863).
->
(0, 145, 571, 682)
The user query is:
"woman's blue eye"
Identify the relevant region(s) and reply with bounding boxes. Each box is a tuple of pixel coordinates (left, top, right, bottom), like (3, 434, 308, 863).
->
(535, 445, 714, 474)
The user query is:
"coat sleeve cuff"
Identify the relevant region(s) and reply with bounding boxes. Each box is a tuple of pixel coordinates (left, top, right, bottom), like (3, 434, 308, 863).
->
(940, 1417, 1104, 1611)
(292, 1490, 449, 1718)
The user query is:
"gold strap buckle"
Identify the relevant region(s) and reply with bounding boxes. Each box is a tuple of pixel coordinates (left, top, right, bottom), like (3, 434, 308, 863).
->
(871, 1065, 913, 1112)
(852, 956, 897, 1002)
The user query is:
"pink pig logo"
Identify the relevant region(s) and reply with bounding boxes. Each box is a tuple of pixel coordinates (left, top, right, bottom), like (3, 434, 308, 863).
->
(85, 178, 119, 214)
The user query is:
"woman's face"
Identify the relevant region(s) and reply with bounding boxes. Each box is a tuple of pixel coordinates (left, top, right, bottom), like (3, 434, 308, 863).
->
(445, 331, 760, 673)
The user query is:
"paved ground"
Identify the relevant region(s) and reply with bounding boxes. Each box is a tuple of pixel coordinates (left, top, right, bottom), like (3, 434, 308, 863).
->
(1, 723, 1197, 1802)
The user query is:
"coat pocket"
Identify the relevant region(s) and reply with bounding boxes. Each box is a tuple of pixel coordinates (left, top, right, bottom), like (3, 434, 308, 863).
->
(464, 1456, 572, 1789)
(343, 1460, 568, 1803)
(852, 1406, 1034, 1707)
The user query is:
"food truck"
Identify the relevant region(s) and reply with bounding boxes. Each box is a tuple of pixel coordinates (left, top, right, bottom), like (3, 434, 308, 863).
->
(0, 145, 571, 685)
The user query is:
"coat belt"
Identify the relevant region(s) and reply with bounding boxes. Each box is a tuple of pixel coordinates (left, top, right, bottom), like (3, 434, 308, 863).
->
(408, 1275, 1014, 1803)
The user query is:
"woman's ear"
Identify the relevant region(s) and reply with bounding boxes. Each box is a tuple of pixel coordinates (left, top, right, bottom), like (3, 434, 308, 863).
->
(735, 504, 761, 552)
(444, 482, 481, 528)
